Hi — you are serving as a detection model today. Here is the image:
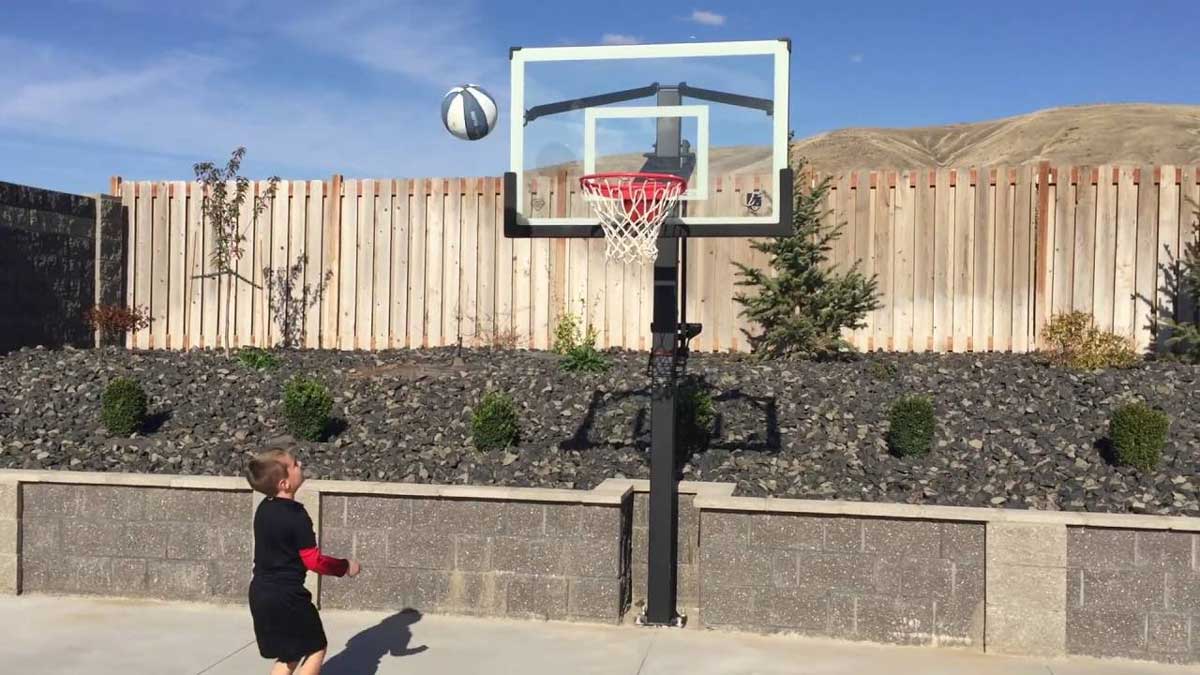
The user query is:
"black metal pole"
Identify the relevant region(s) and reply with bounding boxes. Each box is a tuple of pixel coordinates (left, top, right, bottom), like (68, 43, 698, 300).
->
(643, 87, 682, 627)
(645, 237, 680, 626)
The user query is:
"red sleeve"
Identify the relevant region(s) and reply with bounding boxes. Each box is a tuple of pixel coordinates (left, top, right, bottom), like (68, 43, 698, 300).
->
(299, 547, 350, 576)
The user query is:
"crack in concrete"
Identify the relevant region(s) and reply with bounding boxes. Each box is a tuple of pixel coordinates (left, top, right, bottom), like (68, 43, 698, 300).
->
(634, 636, 656, 675)
(194, 639, 255, 675)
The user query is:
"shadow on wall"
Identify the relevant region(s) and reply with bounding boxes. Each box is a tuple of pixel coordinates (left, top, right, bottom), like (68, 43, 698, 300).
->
(323, 608, 428, 675)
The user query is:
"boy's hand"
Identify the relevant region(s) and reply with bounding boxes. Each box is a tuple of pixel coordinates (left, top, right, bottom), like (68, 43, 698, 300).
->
(347, 560, 361, 578)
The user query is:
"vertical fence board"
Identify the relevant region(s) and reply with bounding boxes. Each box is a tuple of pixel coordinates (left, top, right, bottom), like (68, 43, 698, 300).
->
(185, 182, 205, 349)
(1093, 165, 1117, 332)
(932, 169, 953, 351)
(893, 170, 915, 352)
(1073, 168, 1097, 315)
(992, 167, 1013, 352)
(442, 179, 461, 345)
(972, 170, 993, 351)
(1113, 167, 1139, 342)
(168, 181, 187, 349)
(952, 171, 974, 352)
(476, 178, 496, 347)
(408, 180, 428, 348)
(1179, 167, 1199, 325)
(1011, 166, 1034, 352)
(369, 179, 390, 349)
(913, 170, 935, 352)
(461, 178, 479, 347)
(1155, 166, 1180, 346)
(1134, 166, 1159, 351)
(1051, 165, 1076, 318)
(304, 180, 323, 349)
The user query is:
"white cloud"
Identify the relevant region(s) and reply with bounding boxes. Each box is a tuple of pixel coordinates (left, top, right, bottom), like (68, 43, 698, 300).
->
(849, 53, 864, 64)
(601, 34, 641, 46)
(0, 36, 508, 185)
(280, 1, 504, 87)
(689, 10, 726, 26)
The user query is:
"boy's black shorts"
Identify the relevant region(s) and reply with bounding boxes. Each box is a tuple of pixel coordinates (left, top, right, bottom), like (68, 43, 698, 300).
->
(248, 579, 328, 662)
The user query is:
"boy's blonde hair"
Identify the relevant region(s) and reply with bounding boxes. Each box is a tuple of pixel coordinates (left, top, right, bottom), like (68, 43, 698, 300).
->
(246, 447, 292, 496)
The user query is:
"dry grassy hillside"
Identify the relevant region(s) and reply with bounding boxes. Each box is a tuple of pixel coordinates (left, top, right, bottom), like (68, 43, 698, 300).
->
(792, 103, 1200, 172)
(526, 104, 1200, 179)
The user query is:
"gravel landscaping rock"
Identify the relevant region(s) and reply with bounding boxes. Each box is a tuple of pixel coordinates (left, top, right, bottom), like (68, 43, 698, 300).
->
(1, 345, 1198, 516)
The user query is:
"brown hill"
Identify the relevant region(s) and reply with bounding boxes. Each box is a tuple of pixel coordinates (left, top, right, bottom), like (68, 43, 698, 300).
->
(791, 103, 1200, 172)
(527, 104, 1200, 180)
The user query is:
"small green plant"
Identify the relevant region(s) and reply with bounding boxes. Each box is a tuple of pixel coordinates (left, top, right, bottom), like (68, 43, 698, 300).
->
(1109, 402, 1170, 472)
(236, 347, 281, 370)
(886, 395, 935, 457)
(552, 311, 583, 355)
(101, 378, 148, 435)
(561, 325, 609, 373)
(1042, 311, 1137, 370)
(678, 376, 716, 452)
(282, 376, 333, 441)
(471, 391, 521, 451)
(867, 360, 897, 380)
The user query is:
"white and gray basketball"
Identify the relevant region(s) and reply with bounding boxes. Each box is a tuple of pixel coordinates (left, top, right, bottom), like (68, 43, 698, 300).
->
(441, 84, 498, 141)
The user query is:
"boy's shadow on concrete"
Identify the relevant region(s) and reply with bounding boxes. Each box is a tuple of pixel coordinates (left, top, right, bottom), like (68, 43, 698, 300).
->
(322, 608, 428, 675)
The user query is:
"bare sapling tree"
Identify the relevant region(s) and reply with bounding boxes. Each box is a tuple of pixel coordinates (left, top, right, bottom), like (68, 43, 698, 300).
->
(193, 147, 279, 356)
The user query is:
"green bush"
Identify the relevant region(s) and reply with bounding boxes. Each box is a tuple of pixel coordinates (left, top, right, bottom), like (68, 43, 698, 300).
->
(101, 378, 148, 436)
(1042, 311, 1137, 370)
(236, 347, 281, 370)
(1109, 402, 1170, 472)
(282, 376, 333, 441)
(471, 391, 520, 451)
(678, 376, 716, 452)
(561, 325, 609, 373)
(552, 312, 582, 355)
(886, 395, 935, 457)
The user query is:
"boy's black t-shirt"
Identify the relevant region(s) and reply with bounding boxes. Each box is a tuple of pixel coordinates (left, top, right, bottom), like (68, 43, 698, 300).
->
(252, 496, 317, 588)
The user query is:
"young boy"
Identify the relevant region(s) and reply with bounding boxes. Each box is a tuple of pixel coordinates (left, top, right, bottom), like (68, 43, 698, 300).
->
(246, 448, 360, 675)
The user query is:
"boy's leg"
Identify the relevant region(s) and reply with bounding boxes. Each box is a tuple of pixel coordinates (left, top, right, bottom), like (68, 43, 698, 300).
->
(269, 660, 297, 675)
(294, 648, 326, 675)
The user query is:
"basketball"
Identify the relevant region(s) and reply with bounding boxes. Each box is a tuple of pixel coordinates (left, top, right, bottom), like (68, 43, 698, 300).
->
(441, 84, 498, 141)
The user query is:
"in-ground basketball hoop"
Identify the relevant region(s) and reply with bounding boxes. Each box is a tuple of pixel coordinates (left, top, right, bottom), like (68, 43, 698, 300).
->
(580, 172, 687, 264)
(505, 38, 792, 629)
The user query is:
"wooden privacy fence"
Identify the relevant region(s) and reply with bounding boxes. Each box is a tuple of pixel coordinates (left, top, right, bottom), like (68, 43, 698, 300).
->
(110, 164, 1199, 354)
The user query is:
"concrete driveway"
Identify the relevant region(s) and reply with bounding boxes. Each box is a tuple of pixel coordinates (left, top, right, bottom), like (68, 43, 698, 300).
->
(0, 594, 1190, 674)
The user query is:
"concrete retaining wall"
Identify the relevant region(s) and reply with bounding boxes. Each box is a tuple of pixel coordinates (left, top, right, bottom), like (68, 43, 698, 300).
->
(3, 469, 1199, 664)
(0, 182, 126, 353)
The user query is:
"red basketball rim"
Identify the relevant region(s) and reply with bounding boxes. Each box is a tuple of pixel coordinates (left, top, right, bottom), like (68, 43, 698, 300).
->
(579, 172, 687, 201)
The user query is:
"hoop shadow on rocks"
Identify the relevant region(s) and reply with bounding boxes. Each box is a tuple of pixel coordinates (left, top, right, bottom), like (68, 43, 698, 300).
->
(322, 608, 428, 675)
(558, 375, 780, 464)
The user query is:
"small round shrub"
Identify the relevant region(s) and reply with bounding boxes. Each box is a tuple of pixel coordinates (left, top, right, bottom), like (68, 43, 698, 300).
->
(886, 395, 935, 457)
(1109, 402, 1170, 472)
(282, 376, 333, 441)
(678, 376, 716, 453)
(236, 347, 281, 371)
(101, 377, 148, 436)
(471, 391, 520, 451)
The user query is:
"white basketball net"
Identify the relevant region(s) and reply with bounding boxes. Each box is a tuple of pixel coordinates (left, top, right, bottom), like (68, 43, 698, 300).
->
(580, 173, 686, 264)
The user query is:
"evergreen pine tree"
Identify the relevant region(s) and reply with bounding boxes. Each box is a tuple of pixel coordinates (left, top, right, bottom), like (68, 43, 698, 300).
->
(733, 161, 881, 359)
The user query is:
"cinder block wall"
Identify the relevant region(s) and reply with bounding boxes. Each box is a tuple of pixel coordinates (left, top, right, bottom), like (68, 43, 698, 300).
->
(4, 470, 1200, 666)
(19, 483, 251, 601)
(318, 494, 630, 623)
(1067, 527, 1200, 663)
(697, 511, 985, 647)
(0, 182, 126, 353)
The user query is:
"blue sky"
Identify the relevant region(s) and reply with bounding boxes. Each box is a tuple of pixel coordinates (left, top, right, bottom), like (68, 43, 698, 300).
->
(2, 0, 1198, 195)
